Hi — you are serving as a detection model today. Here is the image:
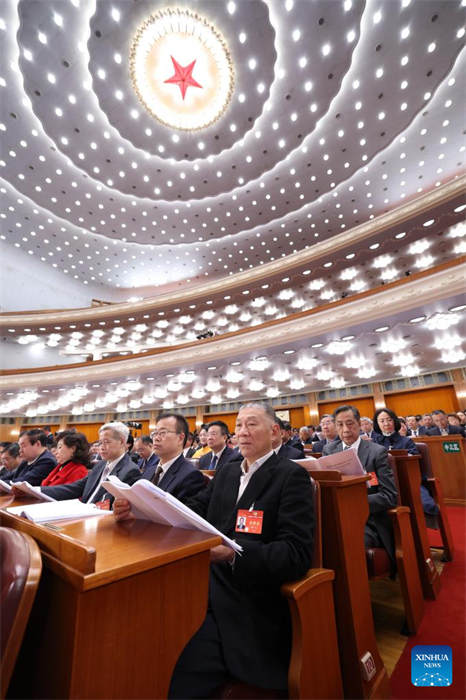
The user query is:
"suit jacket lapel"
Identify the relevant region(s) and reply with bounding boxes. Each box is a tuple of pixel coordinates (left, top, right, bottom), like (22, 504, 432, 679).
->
(158, 455, 182, 490)
(215, 460, 242, 527)
(357, 440, 371, 471)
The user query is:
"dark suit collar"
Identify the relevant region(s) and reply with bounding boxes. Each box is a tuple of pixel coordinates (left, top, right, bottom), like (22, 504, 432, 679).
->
(158, 453, 185, 489)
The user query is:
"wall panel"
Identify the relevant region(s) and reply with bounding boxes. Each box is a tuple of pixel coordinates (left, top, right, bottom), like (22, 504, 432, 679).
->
(317, 397, 375, 421)
(385, 386, 458, 416)
(289, 407, 305, 427)
(202, 413, 237, 433)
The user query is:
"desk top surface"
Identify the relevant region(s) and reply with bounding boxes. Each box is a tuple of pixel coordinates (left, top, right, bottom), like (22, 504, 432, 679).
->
(0, 495, 220, 590)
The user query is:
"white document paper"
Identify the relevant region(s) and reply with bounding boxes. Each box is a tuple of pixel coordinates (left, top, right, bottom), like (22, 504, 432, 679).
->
(7, 498, 113, 523)
(10, 481, 56, 501)
(0, 479, 12, 493)
(103, 475, 242, 554)
(295, 449, 365, 476)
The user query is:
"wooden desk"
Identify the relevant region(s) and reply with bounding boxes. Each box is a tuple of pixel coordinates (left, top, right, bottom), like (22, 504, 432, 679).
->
(391, 454, 441, 600)
(1, 507, 220, 699)
(307, 471, 390, 699)
(413, 436, 466, 503)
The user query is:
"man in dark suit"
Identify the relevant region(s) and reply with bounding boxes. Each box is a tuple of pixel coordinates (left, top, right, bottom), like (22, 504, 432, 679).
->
(115, 403, 314, 697)
(41, 422, 140, 504)
(360, 416, 378, 440)
(323, 405, 398, 566)
(147, 413, 205, 500)
(134, 435, 159, 481)
(312, 414, 339, 452)
(273, 416, 304, 459)
(282, 422, 305, 456)
(5, 429, 56, 485)
(183, 432, 197, 459)
(427, 409, 465, 436)
(198, 420, 235, 470)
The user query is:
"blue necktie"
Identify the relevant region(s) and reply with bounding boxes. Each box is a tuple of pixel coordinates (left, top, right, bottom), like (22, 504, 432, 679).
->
(210, 454, 218, 469)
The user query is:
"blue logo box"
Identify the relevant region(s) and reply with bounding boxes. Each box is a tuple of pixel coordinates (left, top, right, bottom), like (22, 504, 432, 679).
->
(411, 645, 452, 686)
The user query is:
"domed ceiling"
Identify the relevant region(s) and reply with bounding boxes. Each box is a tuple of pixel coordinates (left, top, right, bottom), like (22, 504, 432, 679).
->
(0, 0, 465, 416)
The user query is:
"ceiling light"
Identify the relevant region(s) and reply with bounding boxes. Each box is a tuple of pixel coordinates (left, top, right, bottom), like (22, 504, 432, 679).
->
(130, 8, 234, 130)
(425, 313, 460, 331)
(326, 340, 353, 355)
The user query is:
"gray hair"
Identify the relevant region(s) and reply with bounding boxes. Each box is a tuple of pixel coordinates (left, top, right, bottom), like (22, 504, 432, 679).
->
(360, 416, 373, 425)
(238, 402, 276, 423)
(99, 421, 129, 442)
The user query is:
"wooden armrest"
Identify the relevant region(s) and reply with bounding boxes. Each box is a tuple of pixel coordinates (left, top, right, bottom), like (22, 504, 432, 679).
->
(281, 568, 335, 600)
(387, 505, 411, 518)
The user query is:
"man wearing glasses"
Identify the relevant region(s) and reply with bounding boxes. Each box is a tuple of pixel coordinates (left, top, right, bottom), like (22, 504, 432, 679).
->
(142, 413, 205, 499)
(40, 421, 140, 505)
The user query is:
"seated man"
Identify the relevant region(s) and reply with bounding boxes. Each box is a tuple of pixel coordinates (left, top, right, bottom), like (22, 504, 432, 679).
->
(312, 414, 339, 452)
(4, 429, 56, 485)
(282, 422, 305, 456)
(116, 403, 314, 697)
(0, 443, 22, 479)
(143, 413, 205, 500)
(134, 435, 159, 480)
(323, 405, 398, 567)
(360, 416, 377, 440)
(41, 422, 140, 505)
(198, 420, 235, 470)
(273, 416, 304, 459)
(427, 409, 465, 436)
(405, 414, 428, 437)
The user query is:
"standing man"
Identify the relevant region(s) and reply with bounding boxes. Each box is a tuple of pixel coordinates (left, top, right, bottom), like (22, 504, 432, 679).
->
(41, 422, 140, 504)
(198, 421, 235, 470)
(116, 403, 314, 697)
(323, 405, 398, 567)
(4, 429, 56, 485)
(134, 435, 159, 480)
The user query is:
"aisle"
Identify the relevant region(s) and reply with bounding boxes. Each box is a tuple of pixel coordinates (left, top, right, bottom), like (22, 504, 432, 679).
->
(390, 506, 465, 699)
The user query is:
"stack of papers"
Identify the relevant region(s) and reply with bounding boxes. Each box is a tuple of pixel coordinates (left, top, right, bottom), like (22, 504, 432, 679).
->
(0, 481, 56, 501)
(103, 475, 242, 553)
(7, 499, 113, 523)
(294, 449, 365, 476)
(0, 479, 13, 493)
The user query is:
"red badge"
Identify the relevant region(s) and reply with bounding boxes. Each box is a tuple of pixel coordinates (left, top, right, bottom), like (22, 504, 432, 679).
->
(235, 509, 264, 534)
(368, 471, 379, 487)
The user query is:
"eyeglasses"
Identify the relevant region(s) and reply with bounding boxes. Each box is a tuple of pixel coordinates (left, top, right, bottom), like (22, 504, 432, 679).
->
(151, 429, 178, 439)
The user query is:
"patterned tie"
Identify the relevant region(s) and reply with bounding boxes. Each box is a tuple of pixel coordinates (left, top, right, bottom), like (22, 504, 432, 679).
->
(151, 465, 164, 485)
(210, 454, 218, 470)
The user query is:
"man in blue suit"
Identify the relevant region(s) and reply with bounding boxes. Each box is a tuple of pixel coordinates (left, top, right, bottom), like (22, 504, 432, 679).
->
(134, 435, 159, 481)
(198, 421, 235, 471)
(5, 429, 56, 485)
(138, 413, 205, 501)
(41, 422, 140, 504)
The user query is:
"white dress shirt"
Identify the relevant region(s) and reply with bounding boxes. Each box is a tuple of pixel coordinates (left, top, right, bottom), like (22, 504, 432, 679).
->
(86, 452, 125, 503)
(237, 450, 274, 502)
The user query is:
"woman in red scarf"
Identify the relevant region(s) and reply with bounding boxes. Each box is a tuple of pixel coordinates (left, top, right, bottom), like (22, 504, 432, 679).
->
(41, 430, 89, 486)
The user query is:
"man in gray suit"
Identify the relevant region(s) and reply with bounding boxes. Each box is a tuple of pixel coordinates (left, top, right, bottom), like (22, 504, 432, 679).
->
(41, 421, 140, 505)
(323, 404, 398, 565)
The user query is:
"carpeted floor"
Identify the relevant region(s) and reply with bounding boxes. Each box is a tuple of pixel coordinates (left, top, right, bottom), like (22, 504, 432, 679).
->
(389, 506, 465, 700)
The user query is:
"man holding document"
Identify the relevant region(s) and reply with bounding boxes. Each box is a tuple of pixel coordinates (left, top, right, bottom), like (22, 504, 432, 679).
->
(115, 403, 314, 697)
(323, 405, 398, 566)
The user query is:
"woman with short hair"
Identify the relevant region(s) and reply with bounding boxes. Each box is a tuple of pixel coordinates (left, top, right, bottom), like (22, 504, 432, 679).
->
(41, 430, 89, 486)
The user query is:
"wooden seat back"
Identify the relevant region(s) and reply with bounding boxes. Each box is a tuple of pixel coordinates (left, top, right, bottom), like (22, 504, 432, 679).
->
(1, 527, 42, 698)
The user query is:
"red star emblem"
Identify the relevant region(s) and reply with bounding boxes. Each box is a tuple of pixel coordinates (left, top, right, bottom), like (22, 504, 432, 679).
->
(164, 56, 203, 100)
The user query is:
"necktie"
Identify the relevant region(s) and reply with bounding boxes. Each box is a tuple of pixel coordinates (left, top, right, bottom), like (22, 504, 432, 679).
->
(140, 459, 146, 474)
(151, 465, 164, 485)
(87, 462, 112, 503)
(210, 454, 218, 469)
